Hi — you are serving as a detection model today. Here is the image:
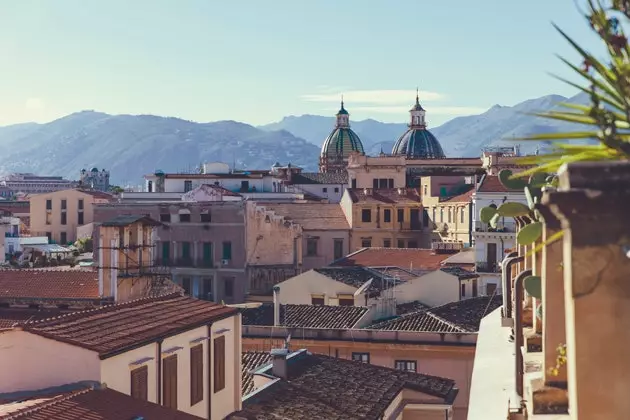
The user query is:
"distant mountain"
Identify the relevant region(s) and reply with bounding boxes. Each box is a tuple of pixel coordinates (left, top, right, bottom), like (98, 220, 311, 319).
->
(0, 92, 593, 185)
(0, 111, 320, 184)
(261, 92, 593, 157)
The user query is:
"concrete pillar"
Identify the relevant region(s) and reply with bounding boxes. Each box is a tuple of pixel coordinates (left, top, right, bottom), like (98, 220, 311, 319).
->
(547, 161, 630, 419)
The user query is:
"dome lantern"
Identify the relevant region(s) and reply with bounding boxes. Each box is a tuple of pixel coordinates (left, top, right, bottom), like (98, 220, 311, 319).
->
(319, 97, 365, 173)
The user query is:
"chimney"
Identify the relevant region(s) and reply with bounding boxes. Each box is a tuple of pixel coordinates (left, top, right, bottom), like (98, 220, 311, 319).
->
(273, 285, 281, 326)
(270, 348, 290, 379)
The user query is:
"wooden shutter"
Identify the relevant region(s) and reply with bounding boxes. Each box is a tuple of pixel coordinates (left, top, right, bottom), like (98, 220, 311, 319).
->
(163, 355, 178, 409)
(213, 335, 226, 393)
(190, 344, 204, 406)
(130, 365, 148, 401)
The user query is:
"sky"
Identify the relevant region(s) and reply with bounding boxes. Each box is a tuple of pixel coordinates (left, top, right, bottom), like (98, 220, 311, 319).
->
(0, 0, 605, 127)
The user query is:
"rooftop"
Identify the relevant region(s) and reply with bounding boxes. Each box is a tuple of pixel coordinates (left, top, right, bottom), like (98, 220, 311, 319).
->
(22, 294, 238, 358)
(0, 383, 199, 419)
(368, 295, 502, 333)
(289, 172, 348, 185)
(441, 247, 475, 266)
(313, 267, 405, 297)
(258, 203, 350, 230)
(242, 352, 272, 396)
(99, 214, 162, 227)
(241, 303, 368, 329)
(0, 308, 72, 330)
(346, 188, 422, 204)
(440, 266, 479, 280)
(186, 183, 242, 197)
(75, 189, 113, 200)
(476, 174, 523, 193)
(395, 300, 431, 315)
(440, 185, 475, 203)
(231, 351, 456, 420)
(0, 269, 100, 303)
(332, 247, 454, 272)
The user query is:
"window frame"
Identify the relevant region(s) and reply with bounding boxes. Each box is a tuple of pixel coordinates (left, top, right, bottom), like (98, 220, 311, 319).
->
(162, 354, 178, 409)
(351, 352, 370, 364)
(383, 209, 391, 223)
(190, 344, 204, 406)
(394, 360, 417, 372)
(214, 335, 226, 393)
(130, 365, 148, 401)
(306, 238, 318, 256)
(361, 208, 371, 223)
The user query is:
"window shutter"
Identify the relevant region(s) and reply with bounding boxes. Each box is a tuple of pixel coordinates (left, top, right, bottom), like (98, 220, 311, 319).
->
(163, 355, 178, 409)
(190, 344, 204, 406)
(130, 365, 148, 401)
(213, 335, 226, 393)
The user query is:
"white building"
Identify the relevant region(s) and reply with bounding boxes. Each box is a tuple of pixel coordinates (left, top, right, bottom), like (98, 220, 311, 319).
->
(2, 216, 21, 256)
(471, 174, 527, 296)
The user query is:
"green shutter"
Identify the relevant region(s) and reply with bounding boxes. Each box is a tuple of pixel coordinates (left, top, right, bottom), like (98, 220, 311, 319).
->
(182, 242, 191, 258)
(162, 242, 170, 262)
(222, 242, 232, 260)
(203, 243, 213, 264)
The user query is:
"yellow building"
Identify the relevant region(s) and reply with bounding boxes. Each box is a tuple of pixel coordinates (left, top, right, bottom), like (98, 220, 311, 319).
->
(29, 188, 112, 244)
(340, 187, 431, 250)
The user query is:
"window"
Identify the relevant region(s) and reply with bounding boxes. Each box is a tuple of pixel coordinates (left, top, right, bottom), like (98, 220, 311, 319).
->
(190, 345, 203, 406)
(224, 277, 234, 297)
(203, 242, 213, 266)
(408, 240, 418, 248)
(388, 179, 394, 188)
(397, 239, 405, 248)
(78, 212, 84, 225)
(240, 180, 249, 192)
(182, 278, 191, 295)
(333, 239, 344, 260)
(395, 360, 417, 372)
(383, 209, 391, 223)
(322, 187, 327, 193)
(60, 232, 67, 245)
(423, 185, 428, 196)
(163, 355, 178, 409)
(373, 179, 379, 189)
(147, 180, 153, 192)
(423, 209, 429, 227)
(361, 209, 371, 222)
(312, 296, 325, 305)
(184, 180, 193, 192)
(432, 207, 436, 223)
(383, 239, 391, 248)
(222, 241, 232, 260)
(472, 279, 478, 297)
(306, 238, 318, 256)
(334, 187, 339, 193)
(461, 208, 465, 224)
(61, 199, 67, 210)
(61, 212, 67, 225)
(361, 239, 372, 248)
(339, 297, 354, 306)
(162, 242, 170, 263)
(46, 199, 52, 210)
(160, 213, 171, 223)
(397, 209, 404, 222)
(352, 352, 370, 364)
(45, 232, 52, 242)
(78, 199, 84, 210)
(200, 211, 211, 223)
(130, 365, 148, 401)
(440, 208, 444, 223)
(179, 213, 191, 223)
(448, 208, 452, 223)
(351, 179, 357, 188)
(181, 242, 191, 259)
(486, 283, 498, 296)
(461, 283, 466, 298)
(214, 335, 226, 393)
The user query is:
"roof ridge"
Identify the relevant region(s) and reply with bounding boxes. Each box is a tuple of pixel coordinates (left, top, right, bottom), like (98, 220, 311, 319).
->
(423, 311, 467, 333)
(3, 387, 94, 419)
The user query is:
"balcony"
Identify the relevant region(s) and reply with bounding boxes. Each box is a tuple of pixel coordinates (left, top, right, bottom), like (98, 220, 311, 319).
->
(476, 261, 500, 273)
(154, 258, 215, 269)
(474, 221, 516, 233)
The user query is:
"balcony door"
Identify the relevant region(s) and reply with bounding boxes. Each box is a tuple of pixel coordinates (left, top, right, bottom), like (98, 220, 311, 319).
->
(487, 242, 497, 270)
(410, 209, 421, 230)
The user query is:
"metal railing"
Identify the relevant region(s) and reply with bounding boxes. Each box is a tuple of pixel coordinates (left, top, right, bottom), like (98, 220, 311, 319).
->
(476, 261, 501, 273)
(154, 258, 215, 269)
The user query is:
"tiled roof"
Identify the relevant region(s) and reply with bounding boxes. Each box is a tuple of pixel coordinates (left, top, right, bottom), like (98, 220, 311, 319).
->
(441, 248, 475, 266)
(242, 352, 272, 396)
(346, 188, 422, 204)
(440, 266, 479, 280)
(0, 385, 198, 419)
(289, 172, 348, 185)
(230, 351, 456, 420)
(259, 203, 349, 230)
(396, 300, 430, 315)
(0, 270, 100, 302)
(0, 308, 73, 330)
(440, 185, 475, 203)
(369, 295, 502, 333)
(99, 215, 162, 227)
(477, 174, 523, 193)
(332, 248, 451, 271)
(313, 267, 404, 297)
(369, 266, 418, 281)
(242, 303, 368, 329)
(23, 294, 238, 357)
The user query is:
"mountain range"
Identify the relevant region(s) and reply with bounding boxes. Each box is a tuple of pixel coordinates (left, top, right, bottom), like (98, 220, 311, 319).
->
(0, 92, 590, 185)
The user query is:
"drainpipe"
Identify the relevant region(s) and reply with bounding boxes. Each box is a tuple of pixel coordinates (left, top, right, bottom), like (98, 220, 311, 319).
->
(156, 339, 163, 405)
(206, 324, 213, 418)
(503, 254, 523, 320)
(514, 269, 532, 397)
(273, 285, 280, 326)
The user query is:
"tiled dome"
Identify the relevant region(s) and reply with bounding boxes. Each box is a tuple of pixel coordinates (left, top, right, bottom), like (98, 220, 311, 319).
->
(392, 128, 445, 159)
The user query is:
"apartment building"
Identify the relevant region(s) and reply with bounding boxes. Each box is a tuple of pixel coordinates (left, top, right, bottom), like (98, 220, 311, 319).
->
(29, 188, 112, 244)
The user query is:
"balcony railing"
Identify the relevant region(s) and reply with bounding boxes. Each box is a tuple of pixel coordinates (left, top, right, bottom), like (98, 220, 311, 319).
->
(474, 221, 516, 233)
(154, 258, 215, 269)
(475, 261, 500, 273)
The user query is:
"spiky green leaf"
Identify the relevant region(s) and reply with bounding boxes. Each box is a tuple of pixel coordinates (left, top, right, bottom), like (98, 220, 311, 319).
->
(497, 202, 530, 217)
(480, 207, 498, 224)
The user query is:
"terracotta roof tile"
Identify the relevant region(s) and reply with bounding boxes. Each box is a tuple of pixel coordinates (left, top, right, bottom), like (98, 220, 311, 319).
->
(368, 295, 502, 333)
(396, 300, 430, 315)
(313, 267, 404, 297)
(24, 294, 238, 357)
(242, 352, 272, 396)
(0, 308, 73, 330)
(0, 270, 99, 302)
(257, 203, 349, 230)
(289, 172, 348, 185)
(440, 185, 475, 203)
(332, 248, 451, 272)
(230, 352, 456, 420)
(477, 174, 522, 193)
(347, 188, 422, 204)
(242, 303, 368, 329)
(0, 386, 199, 419)
(440, 266, 479, 280)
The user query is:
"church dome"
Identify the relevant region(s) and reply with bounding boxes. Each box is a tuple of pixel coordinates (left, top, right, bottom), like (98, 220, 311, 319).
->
(320, 100, 364, 160)
(392, 90, 446, 159)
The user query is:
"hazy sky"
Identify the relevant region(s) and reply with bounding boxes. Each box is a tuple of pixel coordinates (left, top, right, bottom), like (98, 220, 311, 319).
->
(0, 0, 601, 127)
